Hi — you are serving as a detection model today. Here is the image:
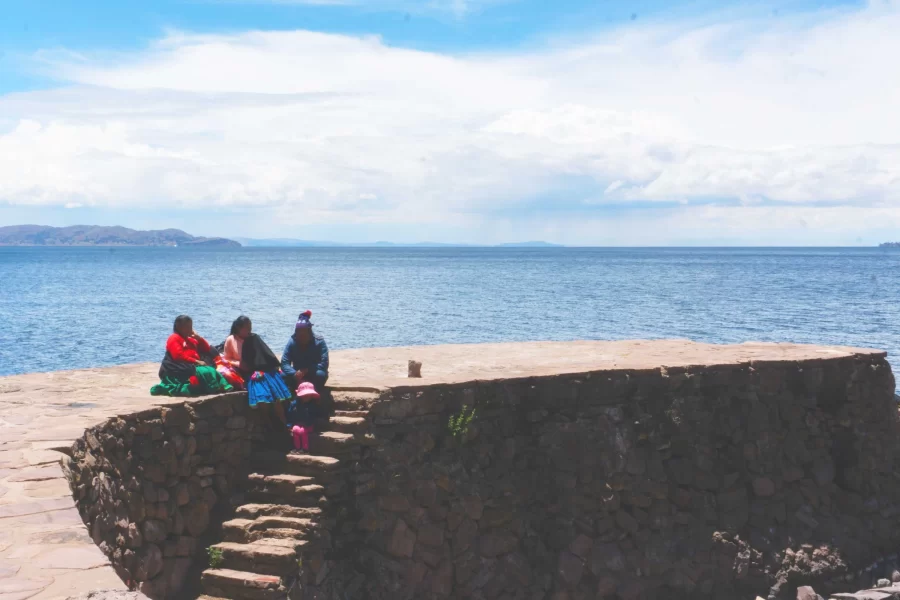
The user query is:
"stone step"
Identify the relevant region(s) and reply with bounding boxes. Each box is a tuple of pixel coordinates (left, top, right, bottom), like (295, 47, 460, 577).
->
(252, 537, 315, 553)
(223, 516, 328, 546)
(246, 474, 327, 507)
(333, 410, 369, 418)
(310, 431, 375, 456)
(252, 452, 342, 480)
(229, 527, 321, 546)
(209, 541, 298, 576)
(330, 391, 381, 411)
(327, 415, 367, 434)
(245, 473, 314, 489)
(235, 503, 323, 521)
(201, 568, 287, 600)
(284, 452, 341, 472)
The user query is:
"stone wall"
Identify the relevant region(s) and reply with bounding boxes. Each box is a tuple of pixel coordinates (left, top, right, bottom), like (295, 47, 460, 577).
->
(62, 392, 268, 598)
(338, 352, 900, 600)
(63, 350, 900, 600)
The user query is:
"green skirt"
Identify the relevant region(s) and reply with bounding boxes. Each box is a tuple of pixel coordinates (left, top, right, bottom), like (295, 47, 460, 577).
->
(150, 365, 234, 397)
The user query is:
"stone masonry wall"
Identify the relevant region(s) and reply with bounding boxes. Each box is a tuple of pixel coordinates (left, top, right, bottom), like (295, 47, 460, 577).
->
(62, 392, 268, 598)
(61, 351, 900, 600)
(338, 353, 900, 600)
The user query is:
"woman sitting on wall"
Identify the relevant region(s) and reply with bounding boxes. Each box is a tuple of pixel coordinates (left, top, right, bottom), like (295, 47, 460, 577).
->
(213, 316, 251, 389)
(281, 310, 329, 392)
(236, 320, 293, 425)
(151, 315, 233, 397)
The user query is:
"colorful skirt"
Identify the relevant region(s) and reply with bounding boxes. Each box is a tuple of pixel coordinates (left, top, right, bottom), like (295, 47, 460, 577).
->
(248, 371, 292, 407)
(150, 365, 234, 397)
(214, 356, 246, 389)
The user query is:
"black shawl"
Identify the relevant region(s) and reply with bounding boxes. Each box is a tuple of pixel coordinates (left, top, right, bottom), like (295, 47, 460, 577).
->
(240, 333, 280, 373)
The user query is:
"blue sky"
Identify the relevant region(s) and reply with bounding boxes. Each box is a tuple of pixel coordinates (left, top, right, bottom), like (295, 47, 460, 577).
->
(0, 0, 898, 245)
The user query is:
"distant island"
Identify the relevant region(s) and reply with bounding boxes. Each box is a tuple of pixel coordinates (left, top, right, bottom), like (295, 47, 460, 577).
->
(879, 242, 900, 248)
(234, 238, 564, 248)
(497, 241, 563, 248)
(0, 225, 241, 247)
(0, 225, 564, 248)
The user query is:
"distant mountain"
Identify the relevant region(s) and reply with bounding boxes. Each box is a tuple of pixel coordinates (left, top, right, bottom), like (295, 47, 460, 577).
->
(880, 242, 900, 248)
(233, 237, 342, 247)
(235, 238, 468, 247)
(236, 237, 562, 248)
(0, 225, 241, 247)
(497, 241, 565, 248)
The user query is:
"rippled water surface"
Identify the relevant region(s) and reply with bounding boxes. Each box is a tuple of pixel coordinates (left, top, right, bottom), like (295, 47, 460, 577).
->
(1, 247, 899, 377)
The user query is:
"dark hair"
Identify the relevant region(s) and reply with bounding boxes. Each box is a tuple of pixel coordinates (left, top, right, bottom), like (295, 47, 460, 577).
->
(231, 315, 252, 336)
(173, 315, 192, 333)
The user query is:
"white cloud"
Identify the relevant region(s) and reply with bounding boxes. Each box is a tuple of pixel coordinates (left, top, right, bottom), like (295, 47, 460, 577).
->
(1, 1, 900, 243)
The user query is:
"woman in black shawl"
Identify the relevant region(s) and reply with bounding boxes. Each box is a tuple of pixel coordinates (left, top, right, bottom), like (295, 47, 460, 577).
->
(238, 322, 293, 424)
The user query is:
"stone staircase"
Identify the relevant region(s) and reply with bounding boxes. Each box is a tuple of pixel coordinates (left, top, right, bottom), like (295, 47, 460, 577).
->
(198, 390, 379, 600)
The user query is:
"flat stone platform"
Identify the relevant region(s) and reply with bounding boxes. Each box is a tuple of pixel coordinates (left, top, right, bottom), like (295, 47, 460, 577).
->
(0, 340, 885, 599)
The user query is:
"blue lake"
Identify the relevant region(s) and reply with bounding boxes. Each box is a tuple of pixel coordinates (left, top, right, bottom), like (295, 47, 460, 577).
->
(1, 246, 898, 378)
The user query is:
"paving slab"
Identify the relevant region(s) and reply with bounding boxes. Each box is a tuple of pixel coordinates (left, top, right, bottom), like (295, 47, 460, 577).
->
(0, 339, 886, 599)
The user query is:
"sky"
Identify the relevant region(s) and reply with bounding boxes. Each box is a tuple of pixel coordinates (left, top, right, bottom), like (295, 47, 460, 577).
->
(0, 0, 898, 245)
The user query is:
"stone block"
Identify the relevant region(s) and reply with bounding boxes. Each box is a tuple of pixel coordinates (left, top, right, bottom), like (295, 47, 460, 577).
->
(162, 556, 191, 594)
(478, 531, 518, 557)
(379, 495, 411, 513)
(591, 542, 625, 574)
(225, 416, 246, 430)
(615, 510, 639, 535)
(432, 560, 453, 597)
(452, 519, 478, 554)
(185, 502, 210, 536)
(142, 520, 167, 544)
(460, 495, 483, 520)
(557, 551, 584, 587)
(569, 534, 593, 560)
(387, 519, 416, 558)
(175, 536, 195, 557)
(135, 544, 163, 580)
(752, 477, 776, 497)
(418, 523, 445, 548)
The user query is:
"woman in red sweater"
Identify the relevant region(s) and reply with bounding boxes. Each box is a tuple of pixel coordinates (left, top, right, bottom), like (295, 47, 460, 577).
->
(150, 315, 233, 397)
(167, 316, 211, 364)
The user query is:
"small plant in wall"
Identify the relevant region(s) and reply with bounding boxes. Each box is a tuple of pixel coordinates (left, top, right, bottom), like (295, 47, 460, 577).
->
(207, 546, 224, 568)
(448, 405, 476, 441)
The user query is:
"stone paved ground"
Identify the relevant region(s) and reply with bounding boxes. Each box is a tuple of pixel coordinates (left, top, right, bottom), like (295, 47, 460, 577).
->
(0, 340, 883, 599)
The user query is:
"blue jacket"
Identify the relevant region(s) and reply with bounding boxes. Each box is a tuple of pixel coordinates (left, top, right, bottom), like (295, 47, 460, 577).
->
(281, 335, 329, 384)
(285, 398, 322, 427)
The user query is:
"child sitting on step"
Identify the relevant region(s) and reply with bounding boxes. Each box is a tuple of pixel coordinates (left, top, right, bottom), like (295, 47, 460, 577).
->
(286, 382, 322, 455)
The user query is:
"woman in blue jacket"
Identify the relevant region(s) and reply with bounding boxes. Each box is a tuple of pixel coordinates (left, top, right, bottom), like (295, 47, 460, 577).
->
(281, 311, 329, 391)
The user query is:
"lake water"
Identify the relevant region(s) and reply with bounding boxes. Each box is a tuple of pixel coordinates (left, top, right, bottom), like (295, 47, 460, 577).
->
(1, 246, 899, 379)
